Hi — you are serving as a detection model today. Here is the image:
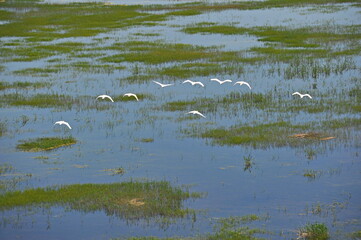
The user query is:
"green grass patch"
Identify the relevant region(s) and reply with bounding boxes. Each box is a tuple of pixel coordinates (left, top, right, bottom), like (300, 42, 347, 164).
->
(0, 180, 201, 219)
(162, 100, 198, 111)
(102, 41, 215, 64)
(0, 81, 50, 90)
(16, 137, 76, 152)
(13, 67, 60, 76)
(1, 93, 76, 109)
(200, 121, 310, 147)
(183, 24, 248, 35)
(0, 93, 113, 111)
(197, 116, 361, 148)
(0, 122, 5, 137)
(298, 222, 329, 240)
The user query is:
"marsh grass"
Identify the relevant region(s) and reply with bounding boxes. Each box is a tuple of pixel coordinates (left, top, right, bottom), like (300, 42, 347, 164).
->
(0, 164, 13, 175)
(303, 170, 321, 180)
(115, 215, 267, 240)
(13, 67, 60, 76)
(0, 81, 50, 90)
(102, 41, 216, 64)
(0, 122, 6, 137)
(16, 137, 76, 152)
(298, 222, 329, 240)
(1, 93, 76, 109)
(198, 116, 360, 148)
(0, 180, 201, 219)
(1, 93, 113, 111)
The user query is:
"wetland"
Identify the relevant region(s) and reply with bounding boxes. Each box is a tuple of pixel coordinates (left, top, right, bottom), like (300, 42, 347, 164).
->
(0, 0, 360, 239)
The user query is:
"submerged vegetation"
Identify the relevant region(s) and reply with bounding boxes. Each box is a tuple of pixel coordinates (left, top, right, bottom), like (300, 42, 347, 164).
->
(0, 181, 201, 219)
(16, 137, 76, 152)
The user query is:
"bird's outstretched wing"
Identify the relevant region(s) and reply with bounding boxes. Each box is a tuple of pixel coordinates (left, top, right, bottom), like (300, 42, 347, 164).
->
(234, 81, 251, 89)
(124, 93, 139, 101)
(187, 111, 206, 118)
(182, 80, 192, 84)
(195, 82, 205, 87)
(153, 81, 173, 88)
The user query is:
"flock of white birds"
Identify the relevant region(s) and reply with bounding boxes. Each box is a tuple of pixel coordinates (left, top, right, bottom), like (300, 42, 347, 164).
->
(54, 78, 312, 130)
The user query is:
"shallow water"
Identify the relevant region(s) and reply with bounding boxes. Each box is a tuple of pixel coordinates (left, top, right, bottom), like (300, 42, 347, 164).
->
(0, 1, 361, 240)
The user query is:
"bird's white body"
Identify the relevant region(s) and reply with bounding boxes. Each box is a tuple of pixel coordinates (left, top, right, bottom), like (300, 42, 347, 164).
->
(233, 81, 251, 90)
(96, 94, 114, 102)
(210, 78, 232, 84)
(182, 80, 204, 87)
(186, 110, 206, 118)
(54, 121, 72, 129)
(153, 81, 174, 88)
(123, 93, 139, 101)
(292, 92, 312, 99)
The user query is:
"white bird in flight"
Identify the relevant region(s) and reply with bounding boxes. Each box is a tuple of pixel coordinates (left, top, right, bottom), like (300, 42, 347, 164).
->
(54, 121, 72, 129)
(292, 92, 312, 99)
(233, 81, 252, 90)
(96, 94, 114, 102)
(210, 78, 232, 85)
(153, 81, 174, 88)
(123, 93, 139, 101)
(182, 80, 204, 87)
(186, 110, 206, 118)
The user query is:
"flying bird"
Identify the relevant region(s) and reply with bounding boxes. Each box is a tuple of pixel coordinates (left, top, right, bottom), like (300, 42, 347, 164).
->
(54, 121, 72, 129)
(210, 78, 232, 84)
(96, 94, 114, 102)
(233, 81, 251, 90)
(123, 93, 139, 101)
(182, 80, 204, 87)
(186, 110, 206, 118)
(292, 92, 312, 99)
(153, 81, 174, 88)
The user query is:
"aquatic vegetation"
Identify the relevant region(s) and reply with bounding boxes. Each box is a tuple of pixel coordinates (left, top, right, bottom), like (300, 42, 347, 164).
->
(0, 93, 113, 111)
(349, 230, 361, 240)
(53, 62, 126, 74)
(303, 170, 321, 180)
(0, 81, 50, 90)
(200, 121, 310, 147)
(12, 67, 60, 76)
(0, 3, 145, 39)
(0, 122, 6, 137)
(182, 24, 248, 35)
(198, 116, 361, 148)
(139, 138, 154, 143)
(0, 180, 201, 219)
(298, 222, 329, 240)
(102, 167, 126, 176)
(162, 100, 197, 112)
(102, 41, 216, 64)
(243, 155, 254, 172)
(209, 215, 268, 240)
(1, 93, 76, 109)
(16, 137, 76, 152)
(0, 164, 13, 175)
